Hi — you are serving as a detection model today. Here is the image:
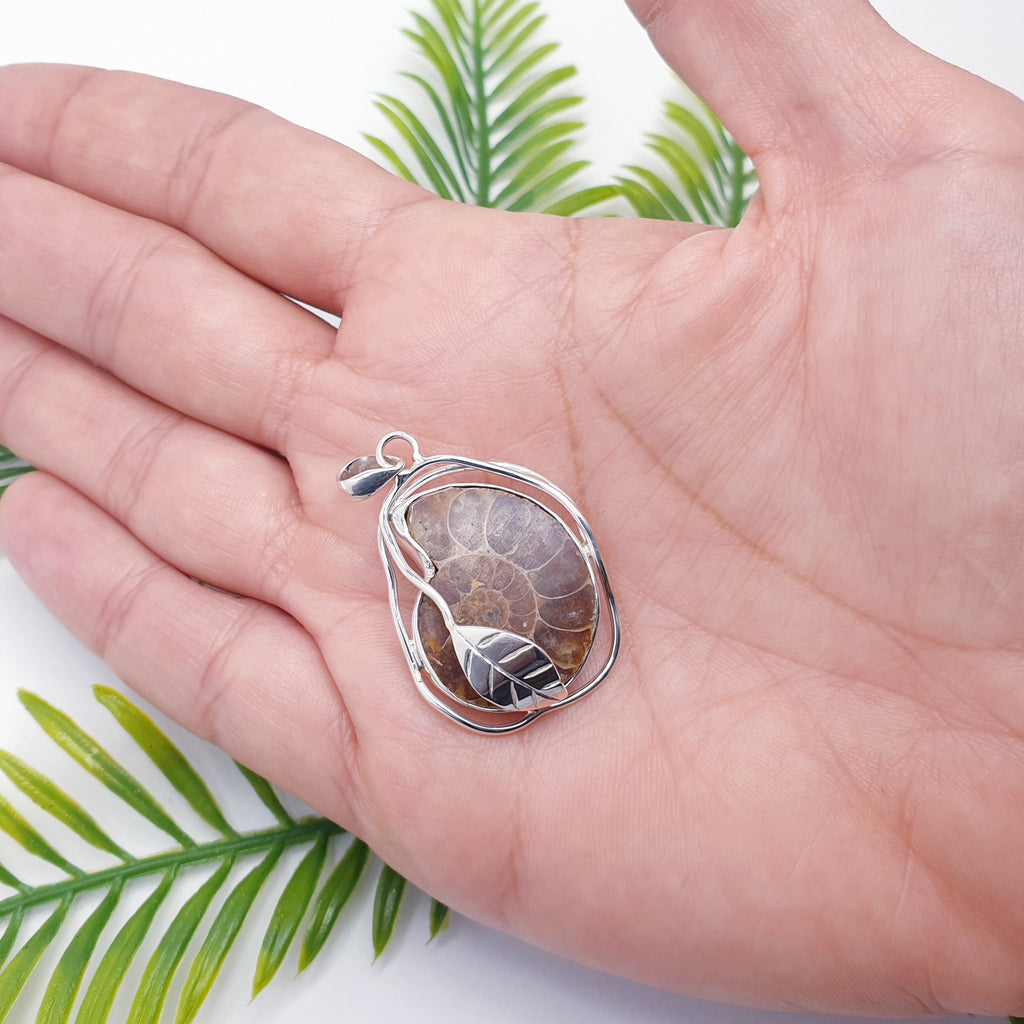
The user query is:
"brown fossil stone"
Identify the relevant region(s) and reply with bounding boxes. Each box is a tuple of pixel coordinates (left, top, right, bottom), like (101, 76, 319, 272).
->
(406, 486, 597, 707)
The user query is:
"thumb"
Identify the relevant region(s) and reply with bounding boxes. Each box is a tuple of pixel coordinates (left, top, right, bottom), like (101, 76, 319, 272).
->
(626, 0, 938, 185)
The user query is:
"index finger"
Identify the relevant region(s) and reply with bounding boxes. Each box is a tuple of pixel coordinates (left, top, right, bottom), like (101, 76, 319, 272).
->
(0, 64, 429, 313)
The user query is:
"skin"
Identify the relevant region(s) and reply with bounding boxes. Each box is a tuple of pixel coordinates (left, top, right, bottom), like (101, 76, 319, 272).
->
(1, 0, 1023, 1014)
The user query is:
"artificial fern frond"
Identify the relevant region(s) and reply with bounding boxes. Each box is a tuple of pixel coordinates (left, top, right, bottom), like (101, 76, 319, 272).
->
(365, 0, 616, 215)
(0, 446, 32, 499)
(617, 97, 757, 227)
(0, 687, 433, 1023)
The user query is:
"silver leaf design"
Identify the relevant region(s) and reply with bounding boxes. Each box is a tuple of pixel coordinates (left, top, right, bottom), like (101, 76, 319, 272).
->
(338, 456, 401, 500)
(449, 626, 565, 710)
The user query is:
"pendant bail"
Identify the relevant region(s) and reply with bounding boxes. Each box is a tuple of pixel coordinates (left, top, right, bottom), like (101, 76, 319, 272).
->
(339, 432, 425, 500)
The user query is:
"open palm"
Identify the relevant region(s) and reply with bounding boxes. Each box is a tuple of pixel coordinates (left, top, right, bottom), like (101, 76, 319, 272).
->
(2, 0, 1023, 1015)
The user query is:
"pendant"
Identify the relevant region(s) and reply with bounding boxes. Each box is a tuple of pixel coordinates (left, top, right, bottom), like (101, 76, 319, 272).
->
(339, 432, 620, 733)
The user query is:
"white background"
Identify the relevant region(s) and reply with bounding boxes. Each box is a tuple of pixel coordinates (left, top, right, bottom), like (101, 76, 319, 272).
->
(1, 2, 1022, 1022)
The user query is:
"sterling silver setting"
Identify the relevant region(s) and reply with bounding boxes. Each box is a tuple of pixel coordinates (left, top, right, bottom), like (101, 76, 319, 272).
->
(339, 432, 619, 733)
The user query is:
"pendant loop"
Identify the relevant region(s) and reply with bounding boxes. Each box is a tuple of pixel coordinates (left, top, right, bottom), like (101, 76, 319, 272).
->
(375, 431, 423, 468)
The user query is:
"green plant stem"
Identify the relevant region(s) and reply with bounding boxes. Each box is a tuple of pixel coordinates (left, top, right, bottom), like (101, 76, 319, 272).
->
(0, 818, 343, 919)
(472, 0, 491, 204)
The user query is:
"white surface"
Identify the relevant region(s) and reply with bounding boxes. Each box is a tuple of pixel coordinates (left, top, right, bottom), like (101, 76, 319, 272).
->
(0, 2, 1021, 1022)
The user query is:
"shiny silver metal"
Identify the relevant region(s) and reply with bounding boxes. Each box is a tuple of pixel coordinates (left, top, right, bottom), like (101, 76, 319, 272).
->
(339, 433, 620, 733)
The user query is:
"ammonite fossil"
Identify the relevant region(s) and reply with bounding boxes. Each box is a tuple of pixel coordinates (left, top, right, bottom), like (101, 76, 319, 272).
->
(339, 433, 619, 734)
(407, 485, 598, 709)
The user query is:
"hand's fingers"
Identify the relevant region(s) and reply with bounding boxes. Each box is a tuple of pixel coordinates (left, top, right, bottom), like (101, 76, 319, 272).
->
(0, 64, 432, 312)
(627, 0, 935, 177)
(0, 318, 358, 612)
(0, 163, 338, 453)
(0, 470, 363, 825)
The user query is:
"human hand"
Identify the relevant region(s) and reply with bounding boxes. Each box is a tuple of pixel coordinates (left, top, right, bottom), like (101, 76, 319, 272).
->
(2, 0, 1023, 1015)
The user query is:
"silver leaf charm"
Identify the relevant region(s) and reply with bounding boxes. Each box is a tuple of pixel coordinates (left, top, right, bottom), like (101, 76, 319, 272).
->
(449, 625, 565, 710)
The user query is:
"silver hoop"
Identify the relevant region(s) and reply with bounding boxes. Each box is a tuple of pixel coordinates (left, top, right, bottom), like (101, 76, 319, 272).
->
(374, 431, 422, 469)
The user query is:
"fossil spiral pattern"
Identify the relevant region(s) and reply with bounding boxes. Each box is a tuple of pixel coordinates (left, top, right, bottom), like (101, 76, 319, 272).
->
(406, 486, 598, 707)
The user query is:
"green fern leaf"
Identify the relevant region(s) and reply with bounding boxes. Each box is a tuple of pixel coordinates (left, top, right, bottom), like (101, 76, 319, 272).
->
(490, 41, 556, 100)
(0, 446, 32, 499)
(126, 860, 234, 1024)
(0, 898, 70, 1019)
(618, 94, 757, 227)
(0, 864, 26, 896)
(298, 837, 369, 973)
(0, 913, 22, 971)
(643, 133, 718, 222)
(399, 70, 473, 181)
(94, 686, 238, 840)
(616, 165, 688, 221)
(175, 847, 283, 1024)
(0, 793, 82, 877)
(0, 690, 440, 1023)
(428, 898, 450, 940)
(542, 185, 619, 217)
(235, 763, 294, 827)
(18, 691, 194, 849)
(372, 863, 407, 960)
(75, 871, 176, 1024)
(365, 0, 610, 215)
(507, 159, 587, 212)
(0, 751, 131, 861)
(37, 882, 122, 1024)
(252, 831, 328, 997)
(373, 96, 459, 199)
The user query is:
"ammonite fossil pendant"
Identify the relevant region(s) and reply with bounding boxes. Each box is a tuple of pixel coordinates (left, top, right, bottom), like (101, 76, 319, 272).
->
(339, 432, 619, 733)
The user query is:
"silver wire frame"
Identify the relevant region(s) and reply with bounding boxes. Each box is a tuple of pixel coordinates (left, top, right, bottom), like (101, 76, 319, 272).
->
(375, 453, 620, 734)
